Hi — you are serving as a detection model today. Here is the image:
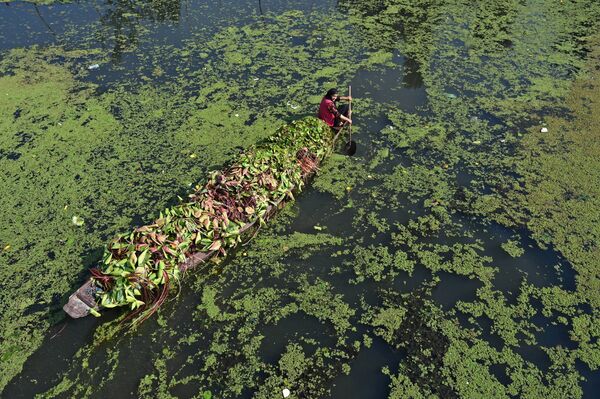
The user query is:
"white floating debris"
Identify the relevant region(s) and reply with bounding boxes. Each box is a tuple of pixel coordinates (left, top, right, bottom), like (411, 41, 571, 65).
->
(500, 139, 506, 143)
(282, 388, 291, 398)
(72, 216, 84, 227)
(253, 77, 259, 81)
(540, 127, 548, 133)
(235, 114, 240, 117)
(87, 64, 100, 70)
(472, 140, 481, 144)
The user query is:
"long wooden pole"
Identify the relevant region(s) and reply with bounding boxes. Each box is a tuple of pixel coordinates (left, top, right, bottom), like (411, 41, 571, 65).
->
(348, 85, 352, 143)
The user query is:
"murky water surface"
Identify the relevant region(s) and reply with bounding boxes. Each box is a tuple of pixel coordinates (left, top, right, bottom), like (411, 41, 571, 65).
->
(1, 0, 599, 398)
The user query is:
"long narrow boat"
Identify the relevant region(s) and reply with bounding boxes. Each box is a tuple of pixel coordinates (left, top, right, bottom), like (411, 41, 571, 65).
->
(64, 117, 339, 319)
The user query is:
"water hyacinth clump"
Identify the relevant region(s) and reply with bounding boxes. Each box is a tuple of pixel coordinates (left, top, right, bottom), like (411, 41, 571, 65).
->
(90, 117, 334, 320)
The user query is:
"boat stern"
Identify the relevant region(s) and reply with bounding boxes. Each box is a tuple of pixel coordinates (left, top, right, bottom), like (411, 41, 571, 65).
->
(63, 279, 99, 318)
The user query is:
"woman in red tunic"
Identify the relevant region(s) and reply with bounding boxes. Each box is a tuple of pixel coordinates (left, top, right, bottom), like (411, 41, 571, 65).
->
(318, 88, 352, 128)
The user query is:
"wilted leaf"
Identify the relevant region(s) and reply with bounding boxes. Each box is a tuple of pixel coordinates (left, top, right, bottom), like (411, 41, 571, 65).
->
(208, 240, 222, 251)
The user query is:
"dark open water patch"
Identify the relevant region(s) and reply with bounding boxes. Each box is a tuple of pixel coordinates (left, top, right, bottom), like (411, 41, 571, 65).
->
(0, 150, 21, 160)
(285, 189, 345, 235)
(93, 328, 171, 398)
(0, 0, 338, 90)
(325, 264, 433, 311)
(515, 343, 552, 372)
(472, 316, 505, 352)
(534, 321, 578, 350)
(0, 2, 95, 50)
(489, 363, 511, 386)
(326, 336, 401, 399)
(453, 215, 577, 299)
(491, 237, 577, 296)
(579, 361, 600, 399)
(432, 271, 483, 310)
(259, 312, 337, 364)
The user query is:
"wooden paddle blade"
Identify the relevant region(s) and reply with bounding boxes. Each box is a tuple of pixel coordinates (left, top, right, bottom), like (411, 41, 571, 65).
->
(345, 140, 357, 156)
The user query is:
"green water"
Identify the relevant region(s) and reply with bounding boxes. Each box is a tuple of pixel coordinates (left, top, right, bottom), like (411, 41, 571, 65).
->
(1, 0, 599, 397)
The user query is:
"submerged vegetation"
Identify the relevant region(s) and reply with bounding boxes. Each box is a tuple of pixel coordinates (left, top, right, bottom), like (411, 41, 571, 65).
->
(1, 0, 600, 397)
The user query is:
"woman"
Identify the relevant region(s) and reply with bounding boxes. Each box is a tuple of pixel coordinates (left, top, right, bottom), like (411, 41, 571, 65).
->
(318, 88, 352, 129)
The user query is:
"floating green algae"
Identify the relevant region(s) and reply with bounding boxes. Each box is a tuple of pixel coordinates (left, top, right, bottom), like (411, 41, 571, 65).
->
(0, 34, 345, 391)
(0, 47, 120, 391)
(0, 5, 376, 389)
(350, 1, 600, 396)
(501, 239, 525, 258)
(3, 0, 600, 397)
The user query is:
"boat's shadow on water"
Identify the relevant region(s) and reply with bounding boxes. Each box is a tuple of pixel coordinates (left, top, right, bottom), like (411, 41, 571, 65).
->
(4, 243, 112, 396)
(4, 314, 98, 397)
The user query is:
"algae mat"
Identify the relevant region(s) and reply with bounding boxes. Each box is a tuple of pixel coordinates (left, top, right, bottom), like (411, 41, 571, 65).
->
(1, 0, 600, 397)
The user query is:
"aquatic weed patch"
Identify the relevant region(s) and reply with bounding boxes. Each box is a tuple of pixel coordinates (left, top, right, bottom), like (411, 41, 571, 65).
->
(3, 0, 600, 397)
(0, 47, 123, 392)
(363, 289, 458, 398)
(176, 9, 399, 121)
(0, 42, 331, 393)
(344, 0, 600, 396)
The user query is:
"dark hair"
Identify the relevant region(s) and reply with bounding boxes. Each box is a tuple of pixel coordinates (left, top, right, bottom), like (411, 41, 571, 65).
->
(325, 88, 339, 100)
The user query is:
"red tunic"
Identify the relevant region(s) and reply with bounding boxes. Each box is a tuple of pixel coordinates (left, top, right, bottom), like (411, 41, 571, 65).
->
(318, 97, 339, 127)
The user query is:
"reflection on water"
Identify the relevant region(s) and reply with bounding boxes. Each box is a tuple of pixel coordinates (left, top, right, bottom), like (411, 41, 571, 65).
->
(353, 54, 427, 113)
(0, 0, 337, 51)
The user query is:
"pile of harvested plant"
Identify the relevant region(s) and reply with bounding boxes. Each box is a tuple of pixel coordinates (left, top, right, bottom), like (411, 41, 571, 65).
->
(88, 117, 333, 321)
